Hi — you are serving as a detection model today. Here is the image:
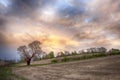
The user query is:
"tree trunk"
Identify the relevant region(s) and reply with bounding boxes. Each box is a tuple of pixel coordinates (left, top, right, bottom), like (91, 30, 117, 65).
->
(27, 59, 31, 66)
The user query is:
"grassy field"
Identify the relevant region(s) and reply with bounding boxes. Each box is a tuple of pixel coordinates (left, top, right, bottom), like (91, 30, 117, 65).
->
(0, 67, 13, 80)
(0, 66, 26, 80)
(16, 52, 120, 67)
(51, 53, 108, 63)
(1, 52, 120, 80)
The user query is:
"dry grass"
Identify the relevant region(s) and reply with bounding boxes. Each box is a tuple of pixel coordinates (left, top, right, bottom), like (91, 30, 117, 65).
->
(13, 55, 120, 80)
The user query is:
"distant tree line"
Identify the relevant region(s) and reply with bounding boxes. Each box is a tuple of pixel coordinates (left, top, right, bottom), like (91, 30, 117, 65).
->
(0, 59, 15, 66)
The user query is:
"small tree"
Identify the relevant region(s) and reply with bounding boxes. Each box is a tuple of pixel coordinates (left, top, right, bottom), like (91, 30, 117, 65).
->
(48, 51, 55, 58)
(108, 48, 120, 55)
(99, 47, 107, 53)
(71, 51, 77, 55)
(17, 41, 42, 66)
(45, 51, 54, 59)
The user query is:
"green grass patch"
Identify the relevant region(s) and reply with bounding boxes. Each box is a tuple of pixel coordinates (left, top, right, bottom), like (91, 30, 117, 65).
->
(51, 59, 59, 63)
(62, 57, 70, 62)
(51, 53, 109, 63)
(109, 52, 120, 55)
(0, 67, 12, 80)
(0, 66, 26, 80)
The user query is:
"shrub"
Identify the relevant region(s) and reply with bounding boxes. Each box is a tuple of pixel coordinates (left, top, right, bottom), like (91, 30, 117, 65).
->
(71, 57, 81, 61)
(45, 51, 55, 59)
(110, 51, 120, 55)
(71, 51, 78, 55)
(62, 57, 70, 62)
(81, 55, 92, 59)
(92, 53, 107, 57)
(108, 48, 120, 55)
(51, 59, 58, 63)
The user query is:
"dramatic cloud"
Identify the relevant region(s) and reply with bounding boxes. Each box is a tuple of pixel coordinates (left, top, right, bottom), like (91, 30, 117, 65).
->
(0, 16, 8, 31)
(0, 0, 120, 60)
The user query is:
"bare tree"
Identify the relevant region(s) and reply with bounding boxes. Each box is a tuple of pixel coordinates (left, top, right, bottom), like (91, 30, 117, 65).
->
(17, 41, 42, 66)
(99, 47, 107, 53)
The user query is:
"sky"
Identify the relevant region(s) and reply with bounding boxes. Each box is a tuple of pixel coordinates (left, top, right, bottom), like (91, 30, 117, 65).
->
(0, 0, 120, 60)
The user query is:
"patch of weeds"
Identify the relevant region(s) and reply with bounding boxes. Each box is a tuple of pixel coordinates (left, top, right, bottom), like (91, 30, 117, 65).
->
(109, 52, 120, 55)
(61, 57, 70, 62)
(0, 67, 12, 80)
(51, 59, 58, 63)
(52, 53, 109, 64)
(92, 53, 107, 57)
(0, 67, 26, 80)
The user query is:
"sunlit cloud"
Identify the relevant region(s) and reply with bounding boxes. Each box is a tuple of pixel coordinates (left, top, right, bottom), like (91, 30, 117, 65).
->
(0, 0, 120, 60)
(40, 6, 57, 22)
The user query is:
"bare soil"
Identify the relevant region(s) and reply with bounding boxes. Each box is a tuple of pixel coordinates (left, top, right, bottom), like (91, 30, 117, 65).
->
(13, 55, 120, 80)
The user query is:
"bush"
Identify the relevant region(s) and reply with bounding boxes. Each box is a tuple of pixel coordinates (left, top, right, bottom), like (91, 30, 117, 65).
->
(71, 57, 81, 61)
(81, 55, 92, 60)
(92, 53, 107, 57)
(108, 49, 120, 55)
(79, 53, 107, 60)
(51, 59, 58, 63)
(109, 51, 120, 55)
(71, 51, 78, 55)
(45, 51, 55, 59)
(62, 57, 70, 62)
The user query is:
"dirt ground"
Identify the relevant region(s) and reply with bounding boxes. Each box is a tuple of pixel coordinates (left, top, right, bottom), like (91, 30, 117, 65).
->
(13, 55, 120, 80)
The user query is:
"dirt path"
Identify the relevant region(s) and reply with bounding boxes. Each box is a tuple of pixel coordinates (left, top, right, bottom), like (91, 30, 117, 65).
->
(13, 55, 120, 80)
